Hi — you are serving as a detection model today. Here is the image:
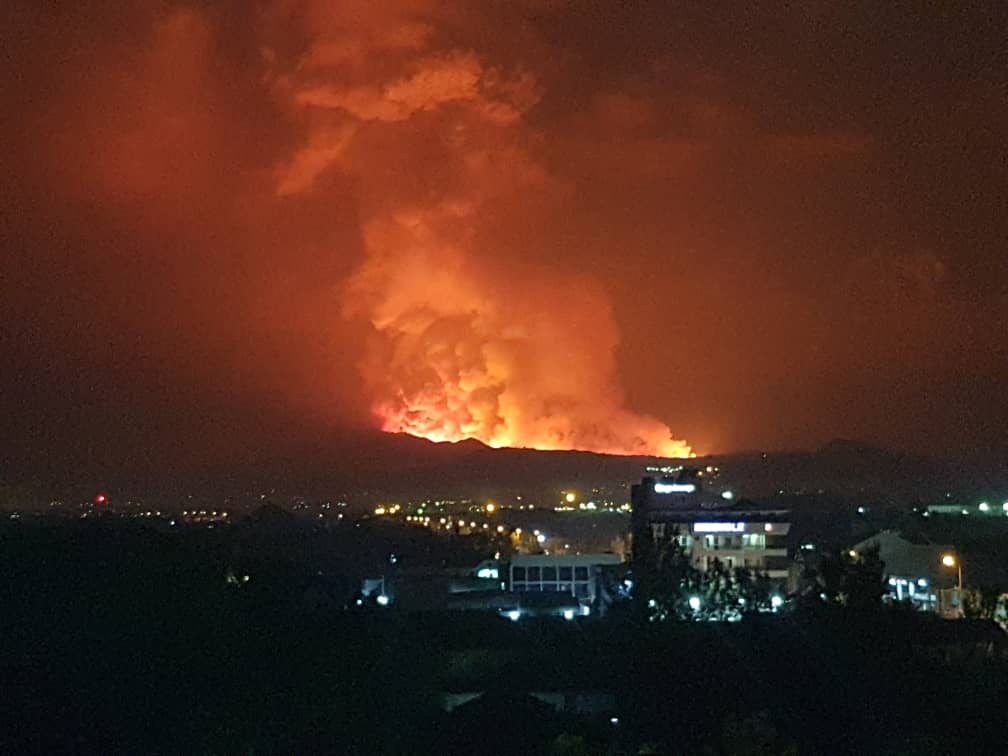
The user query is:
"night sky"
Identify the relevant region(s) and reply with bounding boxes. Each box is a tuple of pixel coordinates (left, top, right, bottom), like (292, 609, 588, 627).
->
(3, 2, 1006, 481)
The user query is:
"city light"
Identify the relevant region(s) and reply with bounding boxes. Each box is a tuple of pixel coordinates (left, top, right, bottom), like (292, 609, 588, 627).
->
(376, 594, 390, 606)
(771, 594, 784, 609)
(565, 492, 576, 503)
(654, 482, 696, 494)
(506, 609, 521, 622)
(688, 596, 701, 611)
(563, 609, 575, 620)
(536, 533, 546, 544)
(979, 501, 990, 512)
(721, 490, 734, 500)
(941, 553, 963, 595)
(693, 522, 745, 533)
(485, 502, 496, 513)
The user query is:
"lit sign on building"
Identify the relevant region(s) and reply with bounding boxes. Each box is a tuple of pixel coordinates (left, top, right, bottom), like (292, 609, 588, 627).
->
(693, 522, 746, 533)
(654, 482, 697, 494)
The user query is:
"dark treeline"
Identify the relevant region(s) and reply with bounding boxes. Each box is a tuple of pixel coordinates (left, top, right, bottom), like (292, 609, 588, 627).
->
(2, 519, 1006, 755)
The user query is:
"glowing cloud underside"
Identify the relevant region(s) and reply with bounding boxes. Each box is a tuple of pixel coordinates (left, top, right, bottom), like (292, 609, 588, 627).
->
(274, 2, 691, 458)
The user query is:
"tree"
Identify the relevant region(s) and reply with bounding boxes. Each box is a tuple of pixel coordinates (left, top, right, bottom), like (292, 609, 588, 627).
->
(794, 546, 886, 614)
(962, 586, 1000, 620)
(841, 546, 887, 613)
(639, 529, 703, 621)
(705, 711, 798, 756)
(637, 530, 782, 621)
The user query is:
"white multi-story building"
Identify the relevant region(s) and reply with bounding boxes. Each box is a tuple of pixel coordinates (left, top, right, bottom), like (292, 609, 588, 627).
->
(632, 473, 791, 585)
(651, 518, 791, 580)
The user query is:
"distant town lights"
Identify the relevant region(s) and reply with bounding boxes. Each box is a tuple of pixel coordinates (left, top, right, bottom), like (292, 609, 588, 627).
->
(688, 596, 701, 611)
(565, 492, 576, 503)
(979, 502, 990, 512)
(771, 595, 784, 609)
(721, 490, 734, 500)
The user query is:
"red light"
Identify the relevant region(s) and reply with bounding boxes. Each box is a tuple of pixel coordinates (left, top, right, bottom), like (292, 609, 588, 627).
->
(95, 494, 106, 504)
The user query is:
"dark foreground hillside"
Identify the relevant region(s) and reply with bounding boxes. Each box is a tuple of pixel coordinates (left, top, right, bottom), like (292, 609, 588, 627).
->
(2, 522, 1006, 755)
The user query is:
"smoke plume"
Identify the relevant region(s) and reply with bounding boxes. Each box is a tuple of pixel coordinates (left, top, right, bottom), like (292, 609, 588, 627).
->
(272, 2, 691, 456)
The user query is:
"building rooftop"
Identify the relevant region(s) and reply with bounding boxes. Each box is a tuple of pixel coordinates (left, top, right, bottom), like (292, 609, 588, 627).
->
(510, 553, 623, 567)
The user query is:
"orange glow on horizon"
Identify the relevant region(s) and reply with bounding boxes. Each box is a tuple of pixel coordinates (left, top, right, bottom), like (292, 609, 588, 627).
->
(377, 405, 694, 458)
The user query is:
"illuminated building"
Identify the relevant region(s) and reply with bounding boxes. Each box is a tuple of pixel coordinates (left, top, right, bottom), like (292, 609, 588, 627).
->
(848, 530, 958, 615)
(926, 501, 1008, 517)
(631, 472, 791, 584)
(508, 553, 622, 616)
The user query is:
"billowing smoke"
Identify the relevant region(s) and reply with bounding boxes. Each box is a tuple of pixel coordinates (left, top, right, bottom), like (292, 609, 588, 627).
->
(272, 2, 691, 457)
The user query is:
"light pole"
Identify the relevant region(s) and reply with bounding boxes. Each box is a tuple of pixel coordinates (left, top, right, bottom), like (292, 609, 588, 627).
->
(941, 553, 963, 616)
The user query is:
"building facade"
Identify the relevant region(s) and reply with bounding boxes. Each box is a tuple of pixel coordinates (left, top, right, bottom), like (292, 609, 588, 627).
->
(508, 553, 622, 617)
(631, 472, 791, 587)
(849, 530, 959, 615)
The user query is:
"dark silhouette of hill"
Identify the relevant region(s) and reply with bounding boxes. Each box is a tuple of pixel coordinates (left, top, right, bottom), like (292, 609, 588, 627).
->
(3, 431, 1004, 508)
(326, 434, 1000, 506)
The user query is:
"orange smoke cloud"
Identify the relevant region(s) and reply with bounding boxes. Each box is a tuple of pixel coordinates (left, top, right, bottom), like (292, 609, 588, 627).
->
(273, 1, 691, 457)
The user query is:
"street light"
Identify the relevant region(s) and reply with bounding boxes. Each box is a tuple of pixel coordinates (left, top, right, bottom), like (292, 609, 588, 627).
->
(941, 553, 963, 614)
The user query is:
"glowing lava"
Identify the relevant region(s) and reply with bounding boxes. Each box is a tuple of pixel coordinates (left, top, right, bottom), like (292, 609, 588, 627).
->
(348, 213, 693, 459)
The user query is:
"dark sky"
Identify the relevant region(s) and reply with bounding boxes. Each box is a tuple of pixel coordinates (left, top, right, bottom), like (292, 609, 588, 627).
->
(3, 1, 1006, 482)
